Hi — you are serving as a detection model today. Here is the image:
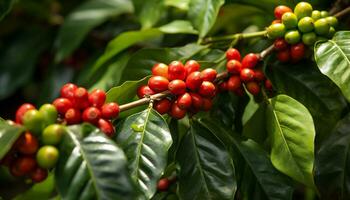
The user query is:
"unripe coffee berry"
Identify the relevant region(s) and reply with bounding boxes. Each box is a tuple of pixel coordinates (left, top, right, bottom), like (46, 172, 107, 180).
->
(39, 104, 57, 126)
(225, 48, 241, 61)
(240, 68, 255, 82)
(267, 23, 286, 39)
(184, 60, 200, 76)
(325, 16, 338, 27)
(137, 85, 155, 98)
(274, 5, 292, 20)
(227, 76, 241, 92)
(16, 103, 35, 124)
(168, 79, 186, 95)
(53, 98, 73, 115)
(101, 103, 120, 119)
(274, 38, 288, 51)
(242, 53, 259, 69)
(200, 68, 217, 82)
(311, 10, 321, 20)
(298, 17, 314, 33)
(177, 93, 192, 110)
(302, 32, 317, 46)
(154, 99, 172, 114)
(294, 2, 313, 19)
(60, 83, 77, 100)
(282, 12, 298, 29)
(320, 11, 329, 18)
(82, 107, 102, 124)
(148, 76, 169, 93)
(186, 71, 203, 91)
(65, 108, 81, 125)
(314, 19, 330, 36)
(42, 124, 66, 145)
(98, 119, 115, 137)
(88, 89, 106, 108)
(226, 60, 242, 74)
(246, 82, 260, 96)
(168, 61, 186, 81)
(36, 145, 59, 169)
(152, 63, 169, 78)
(199, 81, 216, 97)
(22, 110, 45, 135)
(285, 30, 301, 44)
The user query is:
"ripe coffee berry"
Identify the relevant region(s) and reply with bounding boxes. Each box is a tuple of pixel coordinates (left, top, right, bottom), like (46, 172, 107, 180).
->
(274, 38, 289, 51)
(274, 5, 292, 19)
(98, 119, 115, 137)
(177, 93, 192, 110)
(154, 99, 172, 114)
(290, 43, 305, 62)
(242, 53, 259, 69)
(199, 81, 216, 97)
(277, 49, 290, 63)
(234, 87, 245, 96)
(168, 80, 187, 95)
(65, 108, 81, 124)
(246, 82, 260, 96)
(168, 61, 186, 80)
(240, 68, 255, 82)
(74, 87, 89, 109)
(53, 98, 73, 115)
(254, 69, 265, 82)
(88, 89, 106, 108)
(169, 103, 186, 119)
(226, 60, 242, 74)
(137, 85, 155, 98)
(152, 63, 169, 78)
(226, 48, 241, 61)
(148, 76, 169, 92)
(101, 103, 120, 119)
(16, 103, 35, 124)
(186, 72, 202, 91)
(202, 98, 213, 111)
(82, 107, 102, 124)
(13, 156, 37, 174)
(190, 93, 203, 109)
(184, 60, 200, 75)
(157, 178, 170, 191)
(265, 79, 273, 91)
(60, 83, 77, 100)
(200, 68, 217, 82)
(218, 81, 228, 92)
(227, 76, 241, 91)
(17, 132, 38, 155)
(30, 167, 48, 183)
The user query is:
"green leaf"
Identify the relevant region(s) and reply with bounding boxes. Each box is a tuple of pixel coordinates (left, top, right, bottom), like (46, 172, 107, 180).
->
(158, 20, 198, 34)
(55, 124, 136, 200)
(132, 0, 164, 29)
(199, 118, 294, 200)
(0, 0, 15, 20)
(315, 114, 350, 199)
(176, 120, 236, 200)
(266, 59, 347, 140)
(0, 121, 24, 160)
(164, 0, 190, 10)
(54, 0, 133, 62)
(13, 174, 55, 200)
(242, 104, 267, 144)
(116, 107, 172, 199)
(315, 31, 350, 102)
(188, 0, 224, 38)
(266, 94, 315, 187)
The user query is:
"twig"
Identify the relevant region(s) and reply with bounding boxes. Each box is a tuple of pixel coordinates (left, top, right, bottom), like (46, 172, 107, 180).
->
(334, 6, 350, 18)
(202, 31, 267, 45)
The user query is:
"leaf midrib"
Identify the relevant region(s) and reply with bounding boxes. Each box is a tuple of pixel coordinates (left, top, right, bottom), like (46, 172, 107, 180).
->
(328, 40, 350, 66)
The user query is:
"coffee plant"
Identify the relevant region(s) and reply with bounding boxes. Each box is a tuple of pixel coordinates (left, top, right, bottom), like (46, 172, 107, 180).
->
(1, 0, 350, 199)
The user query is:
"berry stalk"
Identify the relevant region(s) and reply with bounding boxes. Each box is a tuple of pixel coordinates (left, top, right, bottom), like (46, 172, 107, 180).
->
(334, 6, 350, 18)
(201, 30, 267, 45)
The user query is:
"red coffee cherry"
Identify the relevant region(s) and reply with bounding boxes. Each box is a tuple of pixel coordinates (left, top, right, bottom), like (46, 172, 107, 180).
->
(30, 167, 48, 183)
(265, 79, 273, 91)
(234, 86, 245, 96)
(148, 76, 169, 93)
(53, 98, 74, 115)
(168, 61, 186, 81)
(277, 49, 290, 63)
(177, 93, 192, 110)
(274, 5, 292, 20)
(200, 68, 217, 82)
(16, 103, 35, 124)
(152, 63, 169, 79)
(226, 60, 242, 74)
(254, 69, 265, 82)
(101, 103, 120, 119)
(202, 98, 213, 111)
(137, 85, 155, 98)
(246, 82, 261, 96)
(274, 38, 289, 51)
(10, 162, 25, 177)
(198, 81, 216, 97)
(290, 43, 305, 62)
(218, 81, 228, 92)
(65, 108, 81, 124)
(184, 60, 200, 76)
(154, 99, 172, 115)
(240, 68, 255, 82)
(98, 118, 115, 137)
(157, 178, 170, 191)
(17, 132, 39, 155)
(169, 103, 187, 119)
(186, 71, 203, 91)
(190, 93, 203, 109)
(82, 107, 101, 124)
(13, 156, 37, 174)
(73, 87, 89, 109)
(168, 80, 187, 95)
(242, 53, 259, 69)
(227, 76, 241, 91)
(88, 89, 106, 108)
(60, 83, 77, 99)
(226, 48, 241, 61)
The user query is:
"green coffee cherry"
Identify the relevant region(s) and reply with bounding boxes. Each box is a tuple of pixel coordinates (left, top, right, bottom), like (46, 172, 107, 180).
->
(39, 104, 58, 126)
(328, 27, 336, 38)
(282, 12, 298, 29)
(320, 11, 329, 18)
(314, 18, 330, 36)
(267, 23, 286, 39)
(22, 110, 45, 135)
(302, 32, 317, 46)
(294, 2, 313, 19)
(311, 10, 321, 20)
(42, 124, 66, 145)
(325, 16, 338, 27)
(298, 17, 314, 33)
(285, 30, 301, 44)
(36, 146, 59, 169)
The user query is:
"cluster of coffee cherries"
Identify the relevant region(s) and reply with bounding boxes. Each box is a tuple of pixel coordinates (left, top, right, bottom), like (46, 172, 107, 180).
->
(137, 61, 217, 119)
(52, 83, 119, 137)
(218, 48, 273, 96)
(267, 2, 338, 62)
(1, 103, 64, 183)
